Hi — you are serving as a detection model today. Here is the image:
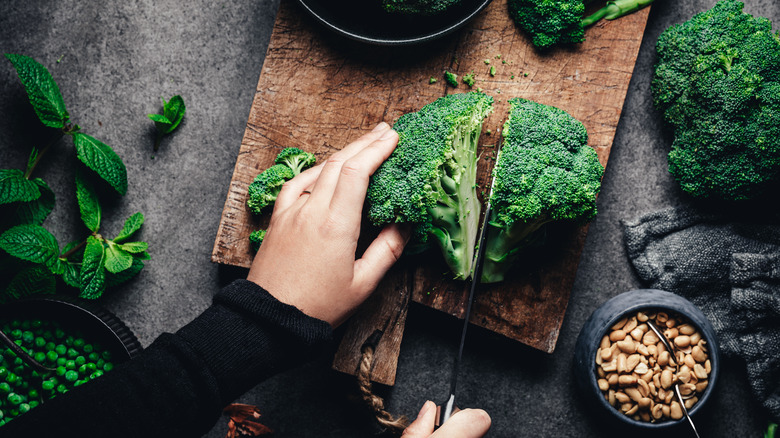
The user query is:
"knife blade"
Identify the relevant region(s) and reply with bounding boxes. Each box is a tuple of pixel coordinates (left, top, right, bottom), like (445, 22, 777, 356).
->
(437, 133, 504, 426)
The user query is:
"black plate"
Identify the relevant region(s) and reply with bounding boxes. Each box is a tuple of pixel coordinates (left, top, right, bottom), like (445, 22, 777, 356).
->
(294, 0, 494, 46)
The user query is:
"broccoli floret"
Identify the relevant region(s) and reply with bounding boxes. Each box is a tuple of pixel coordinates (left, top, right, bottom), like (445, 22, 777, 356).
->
(249, 229, 267, 251)
(509, 0, 654, 49)
(367, 92, 493, 280)
(462, 72, 476, 88)
(381, 0, 461, 15)
(246, 164, 294, 214)
(246, 147, 317, 214)
(444, 71, 458, 87)
(274, 147, 316, 175)
(651, 0, 780, 201)
(481, 98, 603, 283)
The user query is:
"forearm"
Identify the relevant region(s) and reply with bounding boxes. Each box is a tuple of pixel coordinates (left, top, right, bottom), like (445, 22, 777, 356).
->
(0, 280, 333, 437)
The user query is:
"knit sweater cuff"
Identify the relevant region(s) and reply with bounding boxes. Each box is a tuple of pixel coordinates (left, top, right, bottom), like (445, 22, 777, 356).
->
(176, 279, 334, 404)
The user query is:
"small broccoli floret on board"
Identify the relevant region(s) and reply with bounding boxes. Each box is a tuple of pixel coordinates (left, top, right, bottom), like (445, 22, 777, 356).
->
(367, 91, 494, 280)
(246, 147, 317, 214)
(481, 98, 603, 283)
(249, 229, 267, 251)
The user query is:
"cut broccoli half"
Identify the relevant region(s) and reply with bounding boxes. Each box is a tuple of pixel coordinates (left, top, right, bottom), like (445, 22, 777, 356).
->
(249, 229, 266, 251)
(246, 147, 316, 214)
(381, 0, 462, 15)
(481, 98, 603, 283)
(367, 91, 494, 280)
(652, 0, 780, 201)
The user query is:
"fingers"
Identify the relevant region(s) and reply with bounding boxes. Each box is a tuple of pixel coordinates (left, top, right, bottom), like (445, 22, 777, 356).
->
(309, 122, 394, 203)
(274, 164, 323, 211)
(431, 409, 491, 438)
(401, 401, 436, 438)
(328, 128, 399, 224)
(353, 223, 410, 293)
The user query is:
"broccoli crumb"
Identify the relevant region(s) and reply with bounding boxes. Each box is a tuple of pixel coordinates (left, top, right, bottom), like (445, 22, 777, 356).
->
(495, 54, 501, 59)
(444, 71, 458, 87)
(476, 87, 483, 92)
(486, 129, 492, 135)
(429, 77, 438, 84)
(524, 72, 529, 77)
(511, 75, 515, 79)
(484, 59, 491, 65)
(489, 66, 496, 76)
(502, 60, 507, 64)
(462, 72, 476, 87)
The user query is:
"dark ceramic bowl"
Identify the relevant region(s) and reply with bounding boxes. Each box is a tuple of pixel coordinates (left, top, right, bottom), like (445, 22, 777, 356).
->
(295, 0, 493, 46)
(573, 289, 720, 430)
(0, 295, 142, 363)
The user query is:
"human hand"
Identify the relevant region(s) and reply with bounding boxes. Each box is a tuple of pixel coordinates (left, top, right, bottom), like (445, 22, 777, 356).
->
(246, 122, 410, 327)
(402, 401, 491, 438)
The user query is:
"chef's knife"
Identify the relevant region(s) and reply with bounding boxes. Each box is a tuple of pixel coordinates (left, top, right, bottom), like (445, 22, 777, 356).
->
(437, 135, 504, 426)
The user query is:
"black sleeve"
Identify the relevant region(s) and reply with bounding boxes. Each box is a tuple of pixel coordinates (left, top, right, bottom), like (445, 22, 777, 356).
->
(0, 280, 334, 437)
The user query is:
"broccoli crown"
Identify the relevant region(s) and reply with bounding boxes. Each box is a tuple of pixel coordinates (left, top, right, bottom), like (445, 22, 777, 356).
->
(481, 98, 603, 283)
(246, 164, 294, 214)
(368, 91, 493, 279)
(381, 0, 461, 15)
(509, 0, 585, 49)
(249, 229, 267, 252)
(274, 147, 316, 175)
(652, 0, 780, 201)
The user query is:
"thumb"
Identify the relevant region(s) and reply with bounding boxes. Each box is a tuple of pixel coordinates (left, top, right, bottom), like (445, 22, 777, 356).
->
(353, 223, 411, 293)
(431, 409, 491, 438)
(401, 401, 437, 438)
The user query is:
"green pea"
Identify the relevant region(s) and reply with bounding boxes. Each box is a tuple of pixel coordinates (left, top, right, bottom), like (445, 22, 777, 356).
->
(86, 363, 97, 372)
(29, 400, 38, 409)
(55, 344, 67, 355)
(56, 384, 67, 394)
(88, 352, 100, 362)
(65, 370, 78, 382)
(33, 352, 46, 363)
(73, 338, 85, 349)
(7, 393, 22, 405)
(55, 366, 66, 377)
(83, 344, 93, 354)
(34, 337, 46, 348)
(5, 373, 17, 385)
(45, 341, 56, 351)
(0, 383, 10, 394)
(46, 350, 58, 363)
(27, 389, 39, 399)
(56, 357, 66, 366)
(90, 370, 104, 379)
(78, 364, 88, 375)
(66, 348, 78, 359)
(75, 356, 86, 367)
(18, 403, 30, 414)
(54, 328, 65, 339)
(102, 350, 112, 361)
(0, 368, 7, 379)
(9, 330, 21, 340)
(21, 331, 34, 344)
(103, 362, 114, 372)
(41, 380, 54, 391)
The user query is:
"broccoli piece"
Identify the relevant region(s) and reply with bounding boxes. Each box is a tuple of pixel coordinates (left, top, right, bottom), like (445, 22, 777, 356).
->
(489, 66, 496, 77)
(381, 0, 461, 15)
(651, 0, 780, 201)
(274, 147, 316, 175)
(246, 164, 294, 214)
(462, 72, 476, 88)
(444, 71, 458, 87)
(246, 147, 316, 214)
(509, 0, 654, 49)
(367, 92, 494, 280)
(249, 229, 267, 251)
(481, 98, 603, 283)
(429, 77, 438, 84)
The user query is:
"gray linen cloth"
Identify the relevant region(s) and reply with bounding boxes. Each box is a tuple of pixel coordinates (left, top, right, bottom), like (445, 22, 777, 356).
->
(623, 206, 780, 422)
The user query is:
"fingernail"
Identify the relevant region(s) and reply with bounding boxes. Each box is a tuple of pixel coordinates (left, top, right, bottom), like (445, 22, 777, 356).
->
(419, 400, 434, 418)
(372, 122, 389, 132)
(379, 128, 397, 140)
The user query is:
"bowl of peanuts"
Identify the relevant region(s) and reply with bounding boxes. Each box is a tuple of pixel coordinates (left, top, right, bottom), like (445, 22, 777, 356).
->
(573, 289, 720, 429)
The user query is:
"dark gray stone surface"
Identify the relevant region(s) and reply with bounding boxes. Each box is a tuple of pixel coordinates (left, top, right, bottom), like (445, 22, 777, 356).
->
(1, 0, 777, 436)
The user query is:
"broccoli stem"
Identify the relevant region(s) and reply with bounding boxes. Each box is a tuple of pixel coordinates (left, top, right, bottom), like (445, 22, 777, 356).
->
(582, 0, 654, 28)
(427, 122, 482, 280)
(480, 216, 550, 283)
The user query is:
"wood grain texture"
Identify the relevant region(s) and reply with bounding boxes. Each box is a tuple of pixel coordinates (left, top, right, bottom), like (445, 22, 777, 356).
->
(212, 0, 649, 382)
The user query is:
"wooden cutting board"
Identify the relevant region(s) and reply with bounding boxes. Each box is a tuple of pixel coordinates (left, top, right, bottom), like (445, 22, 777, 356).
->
(212, 0, 650, 385)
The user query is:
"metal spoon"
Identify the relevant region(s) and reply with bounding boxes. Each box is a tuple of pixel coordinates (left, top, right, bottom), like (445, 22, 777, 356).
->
(646, 320, 702, 438)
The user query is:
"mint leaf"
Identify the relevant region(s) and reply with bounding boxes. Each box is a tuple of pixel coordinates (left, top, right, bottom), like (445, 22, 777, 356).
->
(5, 54, 69, 128)
(62, 261, 82, 288)
(79, 235, 106, 299)
(104, 242, 133, 274)
(162, 95, 185, 133)
(119, 241, 148, 253)
(2, 179, 56, 227)
(0, 224, 63, 274)
(106, 257, 144, 288)
(2, 264, 56, 303)
(147, 113, 173, 132)
(72, 132, 128, 195)
(0, 169, 41, 204)
(113, 212, 144, 243)
(75, 171, 101, 232)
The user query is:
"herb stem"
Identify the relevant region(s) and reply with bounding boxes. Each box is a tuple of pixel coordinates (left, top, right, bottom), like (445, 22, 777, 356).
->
(24, 131, 65, 179)
(60, 239, 88, 260)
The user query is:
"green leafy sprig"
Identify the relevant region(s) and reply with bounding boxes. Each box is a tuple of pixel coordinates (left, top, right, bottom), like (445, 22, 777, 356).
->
(148, 95, 186, 151)
(0, 54, 148, 302)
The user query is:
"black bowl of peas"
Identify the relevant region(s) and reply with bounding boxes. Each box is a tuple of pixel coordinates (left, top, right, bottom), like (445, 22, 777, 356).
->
(0, 294, 142, 426)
